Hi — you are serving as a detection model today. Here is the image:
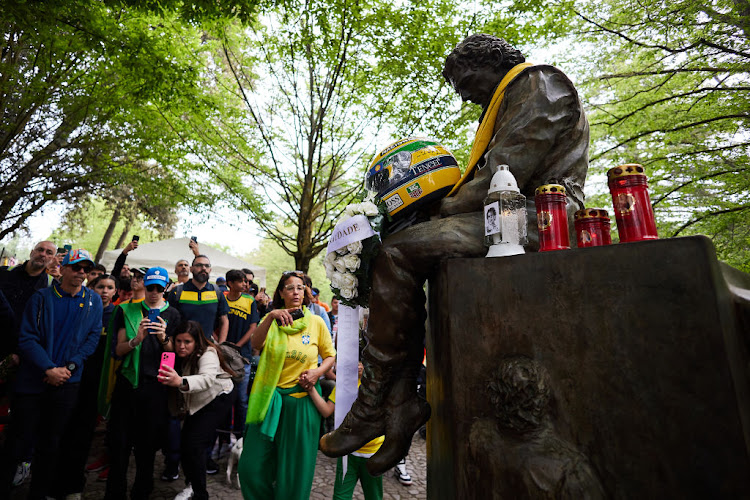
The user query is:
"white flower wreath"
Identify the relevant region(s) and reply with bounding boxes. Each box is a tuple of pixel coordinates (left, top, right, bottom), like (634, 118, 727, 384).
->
(325, 196, 387, 307)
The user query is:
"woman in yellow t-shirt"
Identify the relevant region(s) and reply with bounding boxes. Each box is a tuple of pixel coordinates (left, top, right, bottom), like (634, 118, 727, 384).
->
(239, 271, 336, 500)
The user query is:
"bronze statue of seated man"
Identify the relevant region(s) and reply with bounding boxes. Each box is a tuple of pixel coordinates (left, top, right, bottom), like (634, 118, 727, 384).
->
(319, 33, 590, 475)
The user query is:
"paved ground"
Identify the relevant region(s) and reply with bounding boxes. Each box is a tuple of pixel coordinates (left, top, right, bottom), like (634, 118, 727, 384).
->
(11, 425, 426, 499)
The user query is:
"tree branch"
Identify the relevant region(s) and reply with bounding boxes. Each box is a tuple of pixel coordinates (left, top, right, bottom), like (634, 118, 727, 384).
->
(671, 205, 750, 236)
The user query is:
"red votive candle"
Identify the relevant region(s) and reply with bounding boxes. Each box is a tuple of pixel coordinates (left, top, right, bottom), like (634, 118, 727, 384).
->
(535, 184, 570, 251)
(574, 208, 612, 248)
(607, 164, 658, 242)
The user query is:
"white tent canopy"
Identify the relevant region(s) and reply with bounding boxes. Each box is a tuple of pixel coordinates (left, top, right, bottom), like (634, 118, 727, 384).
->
(100, 237, 266, 287)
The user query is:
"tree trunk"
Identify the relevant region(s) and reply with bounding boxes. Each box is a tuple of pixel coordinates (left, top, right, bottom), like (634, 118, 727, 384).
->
(95, 208, 121, 262)
(114, 220, 134, 250)
(294, 252, 312, 274)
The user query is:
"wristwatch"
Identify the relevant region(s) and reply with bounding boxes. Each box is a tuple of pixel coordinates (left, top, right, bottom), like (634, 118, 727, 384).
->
(66, 361, 77, 373)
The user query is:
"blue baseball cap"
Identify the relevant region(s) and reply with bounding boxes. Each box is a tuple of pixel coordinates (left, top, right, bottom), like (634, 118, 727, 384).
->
(144, 267, 169, 287)
(62, 249, 94, 267)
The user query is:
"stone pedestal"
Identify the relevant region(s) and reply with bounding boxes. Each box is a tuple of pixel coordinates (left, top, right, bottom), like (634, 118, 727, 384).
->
(426, 236, 750, 499)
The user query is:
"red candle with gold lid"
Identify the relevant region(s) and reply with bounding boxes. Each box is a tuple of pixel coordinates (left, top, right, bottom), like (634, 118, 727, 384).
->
(535, 184, 570, 251)
(574, 208, 612, 248)
(607, 164, 658, 242)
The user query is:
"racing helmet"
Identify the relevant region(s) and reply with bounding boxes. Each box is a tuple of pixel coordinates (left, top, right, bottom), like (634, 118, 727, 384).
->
(365, 137, 461, 218)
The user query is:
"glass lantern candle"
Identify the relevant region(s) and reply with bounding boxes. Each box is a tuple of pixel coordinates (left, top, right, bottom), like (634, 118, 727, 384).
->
(607, 164, 658, 242)
(484, 164, 527, 257)
(574, 208, 612, 248)
(535, 184, 570, 251)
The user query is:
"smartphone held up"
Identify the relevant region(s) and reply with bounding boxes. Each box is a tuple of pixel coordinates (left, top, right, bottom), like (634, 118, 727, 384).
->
(147, 308, 160, 332)
(160, 352, 176, 372)
(276, 308, 304, 325)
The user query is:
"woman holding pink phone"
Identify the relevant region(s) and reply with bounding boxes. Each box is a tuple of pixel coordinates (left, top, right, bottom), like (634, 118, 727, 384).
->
(158, 320, 235, 500)
(103, 267, 181, 500)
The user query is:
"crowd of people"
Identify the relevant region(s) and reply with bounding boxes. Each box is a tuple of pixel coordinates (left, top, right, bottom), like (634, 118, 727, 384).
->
(0, 238, 414, 500)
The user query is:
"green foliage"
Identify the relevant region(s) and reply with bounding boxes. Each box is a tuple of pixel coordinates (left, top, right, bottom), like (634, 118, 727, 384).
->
(113, 0, 262, 23)
(173, 0, 548, 272)
(573, 0, 749, 270)
(48, 198, 164, 255)
(0, 0, 216, 240)
(19, 0, 749, 279)
(507, 0, 750, 271)
(0, 234, 31, 264)
(243, 235, 332, 303)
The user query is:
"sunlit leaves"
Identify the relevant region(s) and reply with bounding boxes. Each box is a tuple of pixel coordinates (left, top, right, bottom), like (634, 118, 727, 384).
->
(510, 0, 750, 270)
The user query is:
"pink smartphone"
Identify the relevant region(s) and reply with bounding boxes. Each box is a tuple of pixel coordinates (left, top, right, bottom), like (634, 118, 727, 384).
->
(160, 352, 175, 371)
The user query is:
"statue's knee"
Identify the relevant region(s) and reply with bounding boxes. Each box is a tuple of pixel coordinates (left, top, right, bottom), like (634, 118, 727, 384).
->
(380, 240, 405, 262)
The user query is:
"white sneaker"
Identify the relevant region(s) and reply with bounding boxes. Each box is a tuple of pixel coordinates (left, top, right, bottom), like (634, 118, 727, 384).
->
(210, 439, 220, 459)
(174, 485, 193, 500)
(12, 461, 31, 486)
(394, 458, 412, 486)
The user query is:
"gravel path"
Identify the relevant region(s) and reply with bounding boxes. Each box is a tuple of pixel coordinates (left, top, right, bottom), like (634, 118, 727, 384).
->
(11, 425, 426, 499)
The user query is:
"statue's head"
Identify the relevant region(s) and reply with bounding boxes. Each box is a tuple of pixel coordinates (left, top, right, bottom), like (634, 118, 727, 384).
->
(443, 34, 526, 109)
(488, 356, 550, 434)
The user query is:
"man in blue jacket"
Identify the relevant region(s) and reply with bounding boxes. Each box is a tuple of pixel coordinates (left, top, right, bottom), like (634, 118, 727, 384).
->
(0, 248, 102, 499)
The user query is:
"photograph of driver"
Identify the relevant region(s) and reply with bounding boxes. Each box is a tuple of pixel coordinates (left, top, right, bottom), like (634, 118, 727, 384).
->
(485, 204, 500, 236)
(388, 151, 413, 186)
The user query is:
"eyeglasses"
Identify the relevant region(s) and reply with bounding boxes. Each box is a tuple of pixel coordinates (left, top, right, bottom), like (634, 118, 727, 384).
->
(146, 285, 165, 293)
(282, 270, 304, 277)
(132, 275, 144, 281)
(283, 285, 306, 292)
(71, 264, 93, 273)
(193, 263, 211, 269)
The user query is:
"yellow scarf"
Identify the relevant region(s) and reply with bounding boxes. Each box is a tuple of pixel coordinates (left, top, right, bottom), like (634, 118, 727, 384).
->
(447, 63, 534, 197)
(246, 306, 310, 425)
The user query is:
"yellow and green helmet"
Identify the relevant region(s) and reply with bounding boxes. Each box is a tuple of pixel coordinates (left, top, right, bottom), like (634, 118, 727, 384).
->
(365, 137, 461, 219)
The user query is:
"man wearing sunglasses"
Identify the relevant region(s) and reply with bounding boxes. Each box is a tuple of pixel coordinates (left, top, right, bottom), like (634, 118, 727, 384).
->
(0, 249, 103, 498)
(103, 266, 181, 499)
(125, 267, 148, 304)
(167, 255, 229, 343)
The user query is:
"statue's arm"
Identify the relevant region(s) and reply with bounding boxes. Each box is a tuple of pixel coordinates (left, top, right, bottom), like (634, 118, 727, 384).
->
(439, 164, 493, 216)
(441, 66, 584, 218)
(484, 66, 583, 195)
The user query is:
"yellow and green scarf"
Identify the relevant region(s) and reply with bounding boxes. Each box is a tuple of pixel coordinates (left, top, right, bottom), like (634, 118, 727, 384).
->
(246, 306, 311, 433)
(447, 62, 534, 197)
(97, 301, 170, 416)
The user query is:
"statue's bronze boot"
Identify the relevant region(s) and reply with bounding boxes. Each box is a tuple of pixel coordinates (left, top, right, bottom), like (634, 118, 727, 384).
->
(365, 388, 431, 476)
(319, 355, 395, 457)
(319, 402, 387, 457)
(365, 367, 430, 476)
